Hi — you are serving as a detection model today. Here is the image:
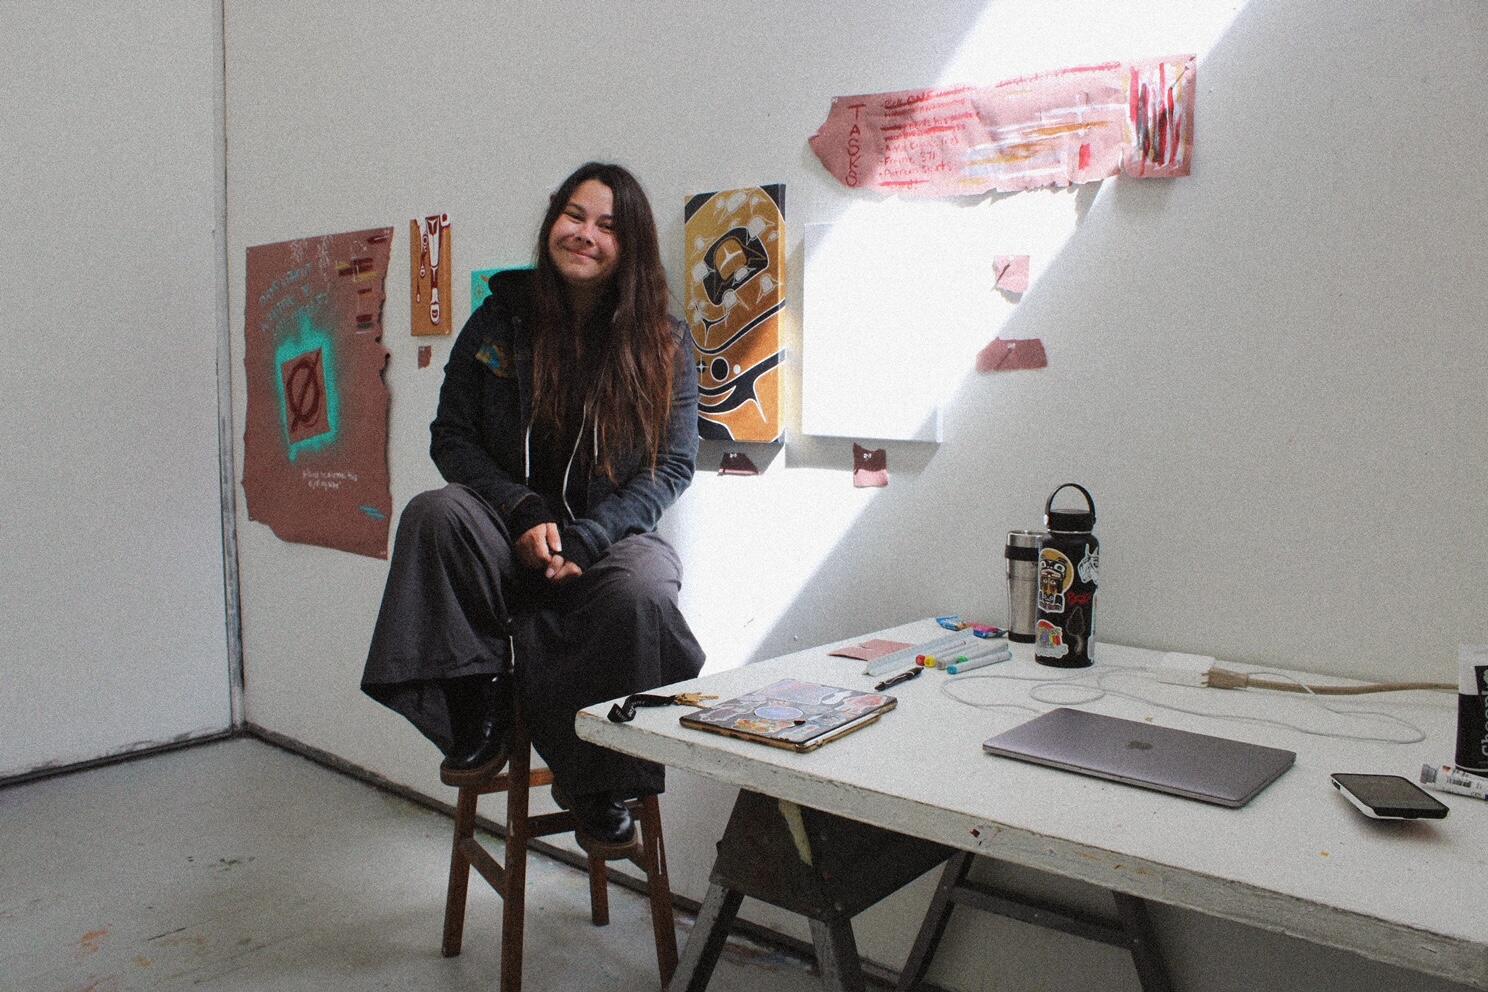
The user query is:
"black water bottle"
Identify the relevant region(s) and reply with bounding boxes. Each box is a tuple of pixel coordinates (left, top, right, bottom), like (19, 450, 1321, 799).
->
(1034, 483, 1099, 668)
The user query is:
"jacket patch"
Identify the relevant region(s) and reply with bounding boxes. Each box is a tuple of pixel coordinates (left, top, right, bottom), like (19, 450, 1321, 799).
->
(475, 340, 514, 379)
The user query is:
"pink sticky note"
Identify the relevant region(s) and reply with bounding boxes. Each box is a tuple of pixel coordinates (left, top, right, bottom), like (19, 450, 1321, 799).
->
(977, 337, 1048, 373)
(993, 255, 1030, 294)
(829, 639, 912, 661)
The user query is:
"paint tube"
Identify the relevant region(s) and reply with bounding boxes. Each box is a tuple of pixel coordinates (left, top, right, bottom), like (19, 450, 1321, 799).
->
(1420, 763, 1488, 802)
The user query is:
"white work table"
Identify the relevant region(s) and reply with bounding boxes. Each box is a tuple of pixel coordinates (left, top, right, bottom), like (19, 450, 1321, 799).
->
(577, 618, 1486, 990)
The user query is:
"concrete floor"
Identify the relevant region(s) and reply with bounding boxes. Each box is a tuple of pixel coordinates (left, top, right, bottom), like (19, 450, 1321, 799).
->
(0, 737, 827, 992)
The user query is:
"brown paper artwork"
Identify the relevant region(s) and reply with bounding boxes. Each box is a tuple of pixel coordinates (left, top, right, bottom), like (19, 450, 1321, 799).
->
(242, 227, 394, 558)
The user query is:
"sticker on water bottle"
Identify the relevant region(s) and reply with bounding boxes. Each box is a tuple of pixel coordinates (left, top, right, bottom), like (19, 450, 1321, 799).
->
(1077, 543, 1099, 584)
(1035, 619, 1069, 659)
(1038, 549, 1073, 614)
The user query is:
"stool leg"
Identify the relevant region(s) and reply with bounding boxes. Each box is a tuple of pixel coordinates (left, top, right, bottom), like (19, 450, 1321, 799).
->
(441, 785, 478, 957)
(588, 853, 610, 925)
(639, 796, 678, 986)
(501, 731, 533, 992)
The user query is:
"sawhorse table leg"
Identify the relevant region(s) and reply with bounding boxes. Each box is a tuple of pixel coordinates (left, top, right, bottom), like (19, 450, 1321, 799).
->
(808, 917, 868, 992)
(668, 790, 949, 992)
(670, 882, 744, 992)
(896, 850, 1173, 992)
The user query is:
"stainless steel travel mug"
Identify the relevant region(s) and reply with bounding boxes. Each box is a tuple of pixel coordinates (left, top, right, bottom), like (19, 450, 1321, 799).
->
(1005, 530, 1044, 643)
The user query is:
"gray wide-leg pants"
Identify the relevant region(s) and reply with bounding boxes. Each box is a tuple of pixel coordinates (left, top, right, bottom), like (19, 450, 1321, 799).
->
(361, 483, 704, 798)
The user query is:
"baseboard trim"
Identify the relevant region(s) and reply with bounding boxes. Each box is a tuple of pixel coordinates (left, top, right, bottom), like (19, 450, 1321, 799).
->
(0, 727, 239, 791)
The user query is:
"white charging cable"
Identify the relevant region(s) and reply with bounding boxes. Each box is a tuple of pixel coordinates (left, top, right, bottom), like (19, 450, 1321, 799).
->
(940, 658, 1433, 744)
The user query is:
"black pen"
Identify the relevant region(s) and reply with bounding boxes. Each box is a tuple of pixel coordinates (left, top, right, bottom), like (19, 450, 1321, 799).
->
(874, 668, 922, 691)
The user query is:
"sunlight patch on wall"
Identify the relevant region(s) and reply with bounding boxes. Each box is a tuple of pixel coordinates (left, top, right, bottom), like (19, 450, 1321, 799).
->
(683, 0, 1249, 668)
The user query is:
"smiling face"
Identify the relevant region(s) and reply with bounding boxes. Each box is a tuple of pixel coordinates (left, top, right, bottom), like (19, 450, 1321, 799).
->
(546, 178, 620, 294)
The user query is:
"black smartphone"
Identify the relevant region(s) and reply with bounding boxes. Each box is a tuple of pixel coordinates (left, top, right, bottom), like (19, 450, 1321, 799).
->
(1331, 773, 1450, 820)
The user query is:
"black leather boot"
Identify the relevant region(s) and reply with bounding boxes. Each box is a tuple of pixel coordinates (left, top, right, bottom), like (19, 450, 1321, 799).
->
(551, 782, 636, 845)
(442, 674, 513, 773)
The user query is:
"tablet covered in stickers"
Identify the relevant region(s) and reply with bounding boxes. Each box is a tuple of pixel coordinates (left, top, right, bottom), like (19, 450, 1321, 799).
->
(679, 678, 896, 752)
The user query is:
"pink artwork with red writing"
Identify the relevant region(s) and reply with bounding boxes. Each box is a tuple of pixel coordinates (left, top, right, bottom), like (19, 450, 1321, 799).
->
(808, 56, 1194, 197)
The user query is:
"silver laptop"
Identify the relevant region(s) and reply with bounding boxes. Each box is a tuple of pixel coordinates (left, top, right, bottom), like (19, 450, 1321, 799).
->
(982, 707, 1295, 808)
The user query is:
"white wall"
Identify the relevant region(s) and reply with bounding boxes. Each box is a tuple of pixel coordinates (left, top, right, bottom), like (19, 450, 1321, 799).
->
(0, 1, 231, 778)
(225, 2, 1485, 990)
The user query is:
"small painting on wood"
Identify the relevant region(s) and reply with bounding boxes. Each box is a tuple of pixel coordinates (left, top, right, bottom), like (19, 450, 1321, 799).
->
(412, 213, 451, 336)
(684, 185, 786, 443)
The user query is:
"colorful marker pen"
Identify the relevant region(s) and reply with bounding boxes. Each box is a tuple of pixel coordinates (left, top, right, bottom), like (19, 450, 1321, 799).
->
(925, 642, 1004, 666)
(947, 649, 1012, 674)
(939, 641, 1010, 666)
(947, 644, 1012, 666)
(915, 638, 977, 666)
(867, 632, 975, 676)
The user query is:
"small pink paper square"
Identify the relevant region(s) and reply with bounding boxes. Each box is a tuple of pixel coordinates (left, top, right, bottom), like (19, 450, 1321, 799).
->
(993, 255, 1030, 295)
(977, 336, 1048, 373)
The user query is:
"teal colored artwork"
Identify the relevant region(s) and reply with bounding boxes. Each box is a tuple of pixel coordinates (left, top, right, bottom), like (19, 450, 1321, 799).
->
(273, 306, 340, 462)
(471, 268, 500, 312)
(470, 265, 532, 315)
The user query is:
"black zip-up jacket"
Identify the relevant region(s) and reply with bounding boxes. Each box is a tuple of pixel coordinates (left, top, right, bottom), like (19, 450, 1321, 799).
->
(430, 269, 699, 568)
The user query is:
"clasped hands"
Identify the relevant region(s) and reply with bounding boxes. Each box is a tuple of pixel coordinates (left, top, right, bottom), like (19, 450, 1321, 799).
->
(516, 522, 582, 583)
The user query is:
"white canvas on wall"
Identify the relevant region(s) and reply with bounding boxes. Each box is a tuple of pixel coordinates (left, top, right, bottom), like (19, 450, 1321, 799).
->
(801, 213, 1005, 442)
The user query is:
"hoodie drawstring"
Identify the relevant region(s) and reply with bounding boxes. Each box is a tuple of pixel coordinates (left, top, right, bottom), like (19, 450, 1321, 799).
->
(523, 405, 591, 526)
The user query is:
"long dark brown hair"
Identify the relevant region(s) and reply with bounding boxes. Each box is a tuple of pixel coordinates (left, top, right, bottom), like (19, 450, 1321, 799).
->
(530, 162, 676, 480)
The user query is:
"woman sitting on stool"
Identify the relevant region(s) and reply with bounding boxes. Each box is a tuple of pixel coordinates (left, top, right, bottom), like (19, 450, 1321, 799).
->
(362, 162, 704, 846)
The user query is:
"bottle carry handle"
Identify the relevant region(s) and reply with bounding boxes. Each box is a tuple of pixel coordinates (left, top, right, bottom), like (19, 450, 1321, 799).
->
(1045, 482, 1095, 518)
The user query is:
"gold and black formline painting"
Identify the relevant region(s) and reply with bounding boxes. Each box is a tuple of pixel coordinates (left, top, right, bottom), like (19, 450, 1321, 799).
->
(684, 185, 785, 443)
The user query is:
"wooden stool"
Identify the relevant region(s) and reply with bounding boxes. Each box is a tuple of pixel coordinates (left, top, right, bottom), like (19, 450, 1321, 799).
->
(440, 703, 679, 991)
